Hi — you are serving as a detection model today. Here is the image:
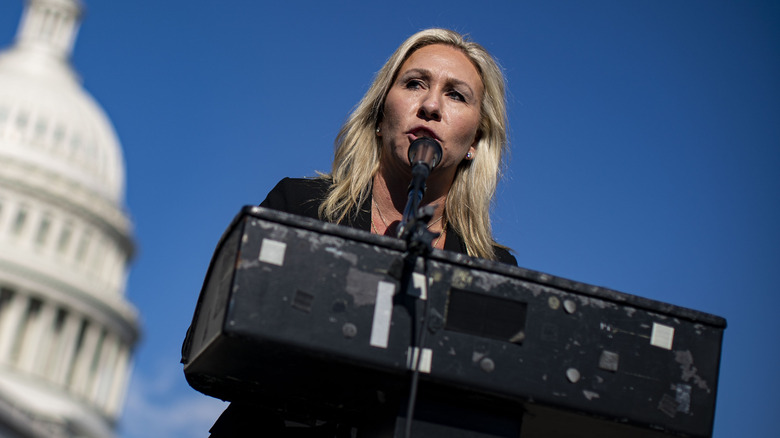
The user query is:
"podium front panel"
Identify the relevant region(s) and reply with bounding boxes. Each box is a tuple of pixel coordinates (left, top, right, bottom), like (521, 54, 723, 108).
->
(182, 206, 726, 437)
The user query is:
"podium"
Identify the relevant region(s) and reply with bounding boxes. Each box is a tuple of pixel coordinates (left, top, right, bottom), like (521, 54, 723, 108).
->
(182, 206, 726, 437)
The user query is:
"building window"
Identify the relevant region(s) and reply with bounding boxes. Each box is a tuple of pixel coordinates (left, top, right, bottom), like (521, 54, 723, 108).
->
(70, 134, 82, 159)
(15, 110, 29, 138)
(35, 214, 52, 247)
(53, 124, 66, 148)
(75, 230, 92, 263)
(57, 221, 73, 254)
(11, 207, 29, 237)
(33, 117, 48, 145)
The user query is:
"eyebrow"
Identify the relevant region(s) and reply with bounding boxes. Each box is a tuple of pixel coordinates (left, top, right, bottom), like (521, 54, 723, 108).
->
(398, 68, 477, 101)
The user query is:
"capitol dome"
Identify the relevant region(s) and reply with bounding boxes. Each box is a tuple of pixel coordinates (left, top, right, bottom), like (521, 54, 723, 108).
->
(0, 1, 140, 437)
(0, 0, 125, 203)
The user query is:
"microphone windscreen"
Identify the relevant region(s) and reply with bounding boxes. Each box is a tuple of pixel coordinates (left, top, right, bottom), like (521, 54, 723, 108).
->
(408, 137, 443, 170)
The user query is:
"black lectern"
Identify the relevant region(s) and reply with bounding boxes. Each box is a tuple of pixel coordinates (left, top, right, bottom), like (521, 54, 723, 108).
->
(182, 206, 726, 437)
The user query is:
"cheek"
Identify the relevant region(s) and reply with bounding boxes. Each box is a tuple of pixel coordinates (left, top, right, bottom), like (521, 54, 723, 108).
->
(382, 95, 407, 129)
(454, 112, 481, 144)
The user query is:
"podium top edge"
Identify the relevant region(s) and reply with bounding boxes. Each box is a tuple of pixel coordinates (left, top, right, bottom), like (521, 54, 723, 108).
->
(226, 205, 726, 329)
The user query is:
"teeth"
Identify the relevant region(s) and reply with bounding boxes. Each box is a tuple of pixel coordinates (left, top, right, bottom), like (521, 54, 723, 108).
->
(413, 129, 435, 139)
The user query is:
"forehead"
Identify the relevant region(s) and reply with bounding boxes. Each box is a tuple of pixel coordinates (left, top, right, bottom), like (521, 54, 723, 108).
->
(400, 44, 483, 90)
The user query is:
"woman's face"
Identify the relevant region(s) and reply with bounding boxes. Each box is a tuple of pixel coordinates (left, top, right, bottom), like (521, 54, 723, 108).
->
(378, 44, 483, 179)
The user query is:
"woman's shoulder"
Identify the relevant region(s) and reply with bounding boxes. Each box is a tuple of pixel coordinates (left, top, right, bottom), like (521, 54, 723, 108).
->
(448, 231, 517, 266)
(260, 177, 332, 218)
(269, 176, 331, 194)
(493, 246, 517, 266)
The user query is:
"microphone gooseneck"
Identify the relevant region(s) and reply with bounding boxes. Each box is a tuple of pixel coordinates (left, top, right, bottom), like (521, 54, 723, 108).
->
(397, 137, 443, 242)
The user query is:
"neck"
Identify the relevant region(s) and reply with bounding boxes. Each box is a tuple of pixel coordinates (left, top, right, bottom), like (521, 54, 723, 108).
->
(372, 163, 449, 233)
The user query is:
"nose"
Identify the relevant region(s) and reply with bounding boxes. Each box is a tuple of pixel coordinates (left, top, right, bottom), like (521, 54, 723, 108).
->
(417, 92, 441, 122)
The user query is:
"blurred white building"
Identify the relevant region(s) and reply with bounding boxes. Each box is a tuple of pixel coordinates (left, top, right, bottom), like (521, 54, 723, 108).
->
(0, 0, 139, 437)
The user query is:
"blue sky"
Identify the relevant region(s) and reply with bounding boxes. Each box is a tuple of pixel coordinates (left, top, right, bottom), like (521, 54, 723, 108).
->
(1, 1, 778, 437)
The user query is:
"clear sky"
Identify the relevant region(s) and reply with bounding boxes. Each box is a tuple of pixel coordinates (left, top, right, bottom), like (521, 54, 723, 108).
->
(1, 1, 778, 437)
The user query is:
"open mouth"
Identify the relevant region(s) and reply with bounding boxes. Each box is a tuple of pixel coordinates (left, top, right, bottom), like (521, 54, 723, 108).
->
(409, 127, 439, 141)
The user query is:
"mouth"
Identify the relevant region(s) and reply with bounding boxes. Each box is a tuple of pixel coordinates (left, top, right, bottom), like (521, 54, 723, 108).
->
(408, 127, 439, 142)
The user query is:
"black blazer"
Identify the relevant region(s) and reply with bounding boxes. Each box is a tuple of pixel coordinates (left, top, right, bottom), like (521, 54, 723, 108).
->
(260, 177, 517, 265)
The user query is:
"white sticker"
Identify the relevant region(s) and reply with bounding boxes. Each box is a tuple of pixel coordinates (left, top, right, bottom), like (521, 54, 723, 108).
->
(651, 322, 675, 350)
(258, 238, 286, 266)
(411, 272, 427, 300)
(370, 281, 395, 348)
(407, 347, 432, 373)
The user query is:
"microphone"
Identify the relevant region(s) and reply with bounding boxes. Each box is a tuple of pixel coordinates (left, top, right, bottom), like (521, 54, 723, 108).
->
(398, 137, 442, 242)
(408, 137, 443, 171)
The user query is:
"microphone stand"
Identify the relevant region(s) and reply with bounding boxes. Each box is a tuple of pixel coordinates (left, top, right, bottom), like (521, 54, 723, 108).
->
(397, 172, 438, 256)
(392, 137, 442, 438)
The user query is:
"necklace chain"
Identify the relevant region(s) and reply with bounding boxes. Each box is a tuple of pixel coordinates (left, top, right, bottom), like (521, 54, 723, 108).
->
(373, 199, 442, 229)
(372, 199, 446, 249)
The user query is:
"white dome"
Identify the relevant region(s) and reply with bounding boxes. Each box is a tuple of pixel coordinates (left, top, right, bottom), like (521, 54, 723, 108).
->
(0, 2, 138, 437)
(0, 0, 125, 203)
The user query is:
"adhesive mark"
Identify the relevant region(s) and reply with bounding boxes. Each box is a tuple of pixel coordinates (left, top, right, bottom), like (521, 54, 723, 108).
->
(598, 350, 620, 372)
(369, 281, 395, 348)
(651, 322, 675, 350)
(407, 347, 432, 373)
(583, 390, 600, 401)
(658, 393, 679, 418)
(675, 350, 711, 392)
(346, 268, 384, 307)
(470, 271, 511, 291)
(325, 246, 358, 265)
(259, 238, 286, 266)
(411, 272, 427, 300)
(292, 290, 314, 313)
(451, 269, 472, 288)
(675, 383, 692, 413)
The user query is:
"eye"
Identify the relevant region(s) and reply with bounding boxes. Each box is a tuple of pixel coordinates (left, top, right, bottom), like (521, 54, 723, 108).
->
(405, 79, 424, 90)
(447, 90, 466, 102)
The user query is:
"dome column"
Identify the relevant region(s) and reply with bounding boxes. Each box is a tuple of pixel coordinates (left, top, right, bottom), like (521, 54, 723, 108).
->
(0, 289, 27, 363)
(19, 297, 57, 373)
(68, 321, 101, 397)
(88, 332, 117, 407)
(105, 344, 129, 415)
(53, 310, 83, 386)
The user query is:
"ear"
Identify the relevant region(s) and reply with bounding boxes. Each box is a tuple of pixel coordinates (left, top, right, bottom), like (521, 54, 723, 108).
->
(467, 130, 481, 157)
(471, 129, 482, 148)
(375, 109, 384, 137)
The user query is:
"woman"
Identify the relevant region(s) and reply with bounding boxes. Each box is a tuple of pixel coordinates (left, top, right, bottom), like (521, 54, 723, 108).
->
(210, 28, 515, 437)
(260, 27, 515, 265)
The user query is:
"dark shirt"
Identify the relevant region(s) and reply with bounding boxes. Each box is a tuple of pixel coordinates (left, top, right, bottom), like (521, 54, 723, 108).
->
(259, 177, 517, 265)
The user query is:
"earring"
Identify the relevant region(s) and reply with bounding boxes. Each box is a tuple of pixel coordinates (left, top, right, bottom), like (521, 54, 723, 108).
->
(466, 152, 473, 159)
(375, 126, 381, 135)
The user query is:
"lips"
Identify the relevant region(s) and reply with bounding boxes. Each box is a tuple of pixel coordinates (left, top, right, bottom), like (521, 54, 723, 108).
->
(409, 126, 440, 142)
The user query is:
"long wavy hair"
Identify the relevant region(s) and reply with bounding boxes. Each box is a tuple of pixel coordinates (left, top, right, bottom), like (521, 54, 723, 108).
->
(319, 28, 509, 260)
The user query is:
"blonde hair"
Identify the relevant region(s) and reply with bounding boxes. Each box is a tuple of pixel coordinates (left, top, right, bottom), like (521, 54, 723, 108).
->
(320, 28, 509, 260)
